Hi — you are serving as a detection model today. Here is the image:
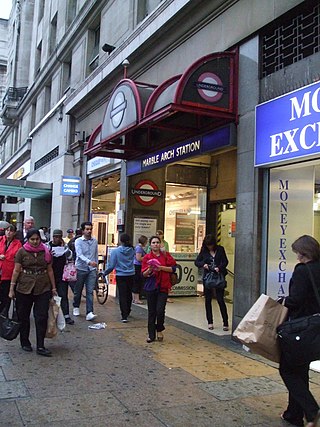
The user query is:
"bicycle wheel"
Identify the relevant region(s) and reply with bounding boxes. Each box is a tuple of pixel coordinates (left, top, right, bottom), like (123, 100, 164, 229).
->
(95, 273, 108, 305)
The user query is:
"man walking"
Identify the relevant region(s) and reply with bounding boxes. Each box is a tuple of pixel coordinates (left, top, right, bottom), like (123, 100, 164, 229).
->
(16, 216, 35, 243)
(72, 222, 98, 321)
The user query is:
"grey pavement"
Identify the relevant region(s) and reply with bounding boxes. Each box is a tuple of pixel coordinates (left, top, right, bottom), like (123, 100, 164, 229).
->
(0, 296, 320, 426)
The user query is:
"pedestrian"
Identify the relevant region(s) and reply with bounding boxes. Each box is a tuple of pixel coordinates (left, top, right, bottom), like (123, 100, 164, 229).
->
(132, 235, 148, 304)
(156, 230, 169, 252)
(68, 227, 82, 261)
(48, 229, 74, 325)
(16, 216, 35, 243)
(279, 235, 320, 427)
(142, 235, 177, 343)
(104, 233, 135, 322)
(0, 220, 10, 237)
(64, 228, 74, 244)
(194, 234, 229, 331)
(72, 222, 98, 321)
(9, 228, 57, 357)
(0, 224, 22, 313)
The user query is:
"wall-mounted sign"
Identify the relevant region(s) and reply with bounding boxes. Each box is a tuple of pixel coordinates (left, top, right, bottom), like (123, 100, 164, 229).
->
(8, 160, 31, 180)
(60, 176, 81, 196)
(255, 80, 320, 167)
(175, 213, 195, 244)
(87, 156, 113, 174)
(127, 124, 235, 176)
(131, 180, 163, 206)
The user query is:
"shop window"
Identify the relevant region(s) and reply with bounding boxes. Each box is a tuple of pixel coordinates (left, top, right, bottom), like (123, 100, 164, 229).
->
(164, 184, 207, 254)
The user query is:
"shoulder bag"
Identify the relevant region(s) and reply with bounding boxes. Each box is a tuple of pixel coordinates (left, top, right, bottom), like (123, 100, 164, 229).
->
(276, 264, 320, 365)
(203, 269, 226, 290)
(0, 299, 21, 341)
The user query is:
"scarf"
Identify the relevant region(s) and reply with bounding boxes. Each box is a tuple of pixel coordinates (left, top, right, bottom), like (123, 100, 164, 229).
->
(23, 242, 52, 264)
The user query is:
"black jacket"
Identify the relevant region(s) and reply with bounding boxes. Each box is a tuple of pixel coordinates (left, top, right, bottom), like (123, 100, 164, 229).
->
(285, 261, 320, 319)
(194, 245, 228, 278)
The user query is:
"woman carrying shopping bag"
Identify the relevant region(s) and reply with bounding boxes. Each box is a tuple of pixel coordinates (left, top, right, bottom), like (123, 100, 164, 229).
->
(9, 229, 57, 356)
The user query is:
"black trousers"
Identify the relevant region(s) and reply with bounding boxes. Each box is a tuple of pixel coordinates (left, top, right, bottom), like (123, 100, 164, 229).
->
(204, 286, 228, 326)
(132, 264, 144, 295)
(116, 275, 134, 320)
(56, 279, 70, 316)
(146, 290, 167, 341)
(0, 280, 11, 314)
(15, 290, 51, 349)
(279, 353, 319, 423)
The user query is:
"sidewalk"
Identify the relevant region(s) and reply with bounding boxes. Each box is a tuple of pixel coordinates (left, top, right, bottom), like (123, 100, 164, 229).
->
(1, 296, 320, 426)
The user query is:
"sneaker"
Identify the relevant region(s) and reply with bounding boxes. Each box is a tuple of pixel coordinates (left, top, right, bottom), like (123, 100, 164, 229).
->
(86, 312, 97, 321)
(73, 307, 80, 316)
(65, 317, 75, 325)
(121, 318, 128, 323)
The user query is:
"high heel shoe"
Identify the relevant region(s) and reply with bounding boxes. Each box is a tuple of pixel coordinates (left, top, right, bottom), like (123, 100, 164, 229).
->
(157, 332, 164, 341)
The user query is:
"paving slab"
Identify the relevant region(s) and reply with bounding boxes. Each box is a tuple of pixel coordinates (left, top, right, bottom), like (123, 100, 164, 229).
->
(199, 376, 286, 400)
(0, 400, 24, 426)
(0, 379, 29, 399)
(17, 392, 127, 424)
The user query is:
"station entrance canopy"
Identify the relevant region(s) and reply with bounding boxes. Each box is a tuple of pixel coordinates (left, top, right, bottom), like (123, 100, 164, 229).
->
(85, 51, 238, 160)
(0, 178, 52, 199)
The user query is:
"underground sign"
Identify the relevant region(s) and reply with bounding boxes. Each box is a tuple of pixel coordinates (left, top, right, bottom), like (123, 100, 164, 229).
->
(131, 180, 163, 206)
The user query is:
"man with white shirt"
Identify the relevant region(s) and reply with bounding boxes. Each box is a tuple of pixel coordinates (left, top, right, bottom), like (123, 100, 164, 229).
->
(72, 221, 98, 321)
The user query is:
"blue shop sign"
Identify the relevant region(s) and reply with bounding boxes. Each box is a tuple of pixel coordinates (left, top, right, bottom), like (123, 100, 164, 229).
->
(60, 176, 81, 196)
(255, 80, 320, 167)
(127, 124, 235, 176)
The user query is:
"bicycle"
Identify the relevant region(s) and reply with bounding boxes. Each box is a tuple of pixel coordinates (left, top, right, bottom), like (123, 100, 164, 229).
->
(95, 272, 109, 305)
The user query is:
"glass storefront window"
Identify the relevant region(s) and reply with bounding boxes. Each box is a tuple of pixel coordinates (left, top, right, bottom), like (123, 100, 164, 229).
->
(164, 183, 207, 253)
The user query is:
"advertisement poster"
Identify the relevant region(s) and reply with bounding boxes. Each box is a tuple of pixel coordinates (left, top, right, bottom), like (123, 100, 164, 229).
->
(175, 213, 195, 244)
(133, 217, 157, 245)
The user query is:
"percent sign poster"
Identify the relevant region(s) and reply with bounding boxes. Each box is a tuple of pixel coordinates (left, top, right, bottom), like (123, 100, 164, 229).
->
(169, 253, 198, 296)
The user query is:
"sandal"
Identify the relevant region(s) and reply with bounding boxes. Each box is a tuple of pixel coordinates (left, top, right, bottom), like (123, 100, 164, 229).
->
(157, 332, 164, 342)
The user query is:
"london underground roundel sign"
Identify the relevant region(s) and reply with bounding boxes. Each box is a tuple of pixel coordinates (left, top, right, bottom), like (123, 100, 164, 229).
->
(131, 180, 163, 206)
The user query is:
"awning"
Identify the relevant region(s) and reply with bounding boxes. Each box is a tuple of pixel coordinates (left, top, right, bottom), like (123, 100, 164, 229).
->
(0, 178, 52, 199)
(85, 50, 238, 160)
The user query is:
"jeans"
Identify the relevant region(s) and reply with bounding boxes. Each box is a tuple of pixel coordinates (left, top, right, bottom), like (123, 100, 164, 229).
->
(204, 286, 228, 326)
(73, 269, 97, 314)
(279, 353, 319, 423)
(146, 290, 167, 341)
(116, 275, 134, 320)
(16, 290, 51, 349)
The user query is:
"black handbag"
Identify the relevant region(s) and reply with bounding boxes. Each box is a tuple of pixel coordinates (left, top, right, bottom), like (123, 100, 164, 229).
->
(0, 299, 21, 341)
(277, 264, 320, 365)
(204, 270, 226, 290)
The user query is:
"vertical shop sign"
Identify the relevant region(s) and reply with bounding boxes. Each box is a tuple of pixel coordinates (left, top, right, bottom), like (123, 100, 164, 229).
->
(267, 166, 314, 299)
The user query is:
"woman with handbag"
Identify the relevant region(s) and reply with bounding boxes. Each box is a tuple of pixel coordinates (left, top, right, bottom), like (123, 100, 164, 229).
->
(0, 224, 22, 314)
(9, 228, 57, 357)
(278, 235, 320, 427)
(142, 235, 176, 343)
(195, 234, 229, 331)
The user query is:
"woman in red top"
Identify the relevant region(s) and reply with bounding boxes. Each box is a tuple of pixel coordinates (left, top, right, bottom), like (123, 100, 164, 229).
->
(142, 235, 176, 343)
(0, 224, 22, 312)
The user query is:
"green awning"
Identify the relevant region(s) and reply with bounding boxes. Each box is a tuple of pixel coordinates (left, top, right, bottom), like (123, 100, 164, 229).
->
(0, 178, 52, 199)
